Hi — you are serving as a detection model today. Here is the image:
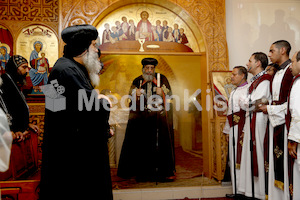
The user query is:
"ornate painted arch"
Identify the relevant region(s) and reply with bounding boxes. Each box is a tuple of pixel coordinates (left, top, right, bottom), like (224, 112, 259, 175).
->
(60, 0, 228, 71)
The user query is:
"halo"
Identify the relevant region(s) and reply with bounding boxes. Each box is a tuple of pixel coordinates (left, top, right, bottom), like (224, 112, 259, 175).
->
(38, 51, 46, 58)
(117, 14, 130, 23)
(136, 7, 153, 22)
(30, 38, 47, 52)
(0, 43, 11, 55)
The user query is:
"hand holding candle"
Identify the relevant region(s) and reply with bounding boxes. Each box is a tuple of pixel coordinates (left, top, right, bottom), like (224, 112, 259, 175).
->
(156, 73, 163, 96)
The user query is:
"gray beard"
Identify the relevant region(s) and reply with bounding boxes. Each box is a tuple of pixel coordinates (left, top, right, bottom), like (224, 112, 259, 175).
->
(142, 68, 155, 82)
(142, 74, 154, 82)
(82, 50, 102, 87)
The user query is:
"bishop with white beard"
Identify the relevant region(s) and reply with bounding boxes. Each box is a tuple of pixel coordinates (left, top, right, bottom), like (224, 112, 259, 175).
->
(39, 24, 113, 200)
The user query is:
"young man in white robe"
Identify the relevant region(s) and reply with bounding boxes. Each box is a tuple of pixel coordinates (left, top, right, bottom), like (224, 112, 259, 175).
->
(223, 66, 248, 197)
(239, 52, 272, 199)
(259, 40, 293, 200)
(286, 50, 300, 200)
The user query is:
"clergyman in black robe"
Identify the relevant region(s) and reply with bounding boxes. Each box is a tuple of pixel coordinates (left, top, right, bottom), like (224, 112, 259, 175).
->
(39, 24, 113, 200)
(117, 57, 175, 182)
(0, 55, 39, 141)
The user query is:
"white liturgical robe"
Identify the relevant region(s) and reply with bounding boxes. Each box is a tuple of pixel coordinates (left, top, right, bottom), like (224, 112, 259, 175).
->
(287, 76, 300, 200)
(267, 62, 292, 200)
(0, 108, 12, 172)
(223, 82, 248, 195)
(239, 74, 271, 200)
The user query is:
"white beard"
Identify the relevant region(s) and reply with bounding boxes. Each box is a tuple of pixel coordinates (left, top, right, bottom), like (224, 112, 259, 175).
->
(82, 49, 102, 87)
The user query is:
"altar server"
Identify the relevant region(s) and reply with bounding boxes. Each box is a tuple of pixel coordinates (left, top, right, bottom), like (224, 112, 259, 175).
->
(286, 50, 300, 200)
(239, 52, 271, 199)
(259, 40, 293, 200)
(223, 66, 248, 197)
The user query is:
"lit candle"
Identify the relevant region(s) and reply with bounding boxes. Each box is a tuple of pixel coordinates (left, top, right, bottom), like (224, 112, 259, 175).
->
(157, 73, 160, 87)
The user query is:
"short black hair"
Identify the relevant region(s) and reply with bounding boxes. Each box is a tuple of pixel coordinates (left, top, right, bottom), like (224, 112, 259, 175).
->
(252, 52, 268, 70)
(273, 40, 291, 56)
(268, 63, 279, 70)
(233, 66, 248, 80)
(296, 51, 300, 62)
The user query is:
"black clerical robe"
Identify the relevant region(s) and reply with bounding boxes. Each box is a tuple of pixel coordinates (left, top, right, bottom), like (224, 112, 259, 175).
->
(117, 73, 175, 181)
(39, 57, 113, 200)
(0, 73, 29, 132)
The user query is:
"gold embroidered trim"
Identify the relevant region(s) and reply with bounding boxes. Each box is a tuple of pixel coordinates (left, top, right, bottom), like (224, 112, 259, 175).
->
(239, 139, 243, 146)
(274, 145, 283, 159)
(274, 180, 284, 191)
(161, 84, 170, 94)
(233, 115, 240, 124)
(236, 163, 240, 169)
(289, 184, 293, 197)
(264, 161, 269, 172)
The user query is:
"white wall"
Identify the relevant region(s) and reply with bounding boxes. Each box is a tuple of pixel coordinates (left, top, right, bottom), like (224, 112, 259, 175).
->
(226, 0, 300, 69)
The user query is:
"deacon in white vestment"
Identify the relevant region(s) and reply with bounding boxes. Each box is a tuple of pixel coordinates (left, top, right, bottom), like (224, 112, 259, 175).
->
(0, 108, 12, 172)
(286, 51, 300, 200)
(0, 75, 12, 172)
(260, 40, 293, 200)
(239, 52, 271, 199)
(223, 66, 248, 195)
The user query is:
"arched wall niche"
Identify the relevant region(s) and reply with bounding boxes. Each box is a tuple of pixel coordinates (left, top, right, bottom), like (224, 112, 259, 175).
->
(60, 0, 228, 71)
(60, 0, 229, 180)
(93, 2, 205, 53)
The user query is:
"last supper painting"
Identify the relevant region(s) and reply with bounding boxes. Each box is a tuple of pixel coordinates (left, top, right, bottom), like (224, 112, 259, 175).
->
(96, 4, 205, 53)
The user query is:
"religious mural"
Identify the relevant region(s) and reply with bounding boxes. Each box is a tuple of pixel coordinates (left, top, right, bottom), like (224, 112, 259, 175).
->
(16, 25, 58, 94)
(0, 25, 13, 74)
(211, 71, 235, 116)
(97, 4, 204, 53)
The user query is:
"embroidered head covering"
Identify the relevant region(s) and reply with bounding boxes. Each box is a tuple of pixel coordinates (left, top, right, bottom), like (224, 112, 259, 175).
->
(12, 55, 28, 68)
(4, 55, 28, 85)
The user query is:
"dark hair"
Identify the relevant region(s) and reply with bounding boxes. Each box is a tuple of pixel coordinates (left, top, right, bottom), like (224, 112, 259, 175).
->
(97, 48, 101, 58)
(296, 51, 300, 62)
(252, 52, 268, 69)
(5, 55, 28, 86)
(268, 63, 279, 69)
(266, 63, 279, 74)
(273, 40, 291, 56)
(233, 66, 248, 80)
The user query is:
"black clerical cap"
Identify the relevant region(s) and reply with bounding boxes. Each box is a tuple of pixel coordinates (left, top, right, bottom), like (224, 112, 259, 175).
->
(141, 58, 158, 67)
(61, 24, 98, 57)
(11, 55, 28, 68)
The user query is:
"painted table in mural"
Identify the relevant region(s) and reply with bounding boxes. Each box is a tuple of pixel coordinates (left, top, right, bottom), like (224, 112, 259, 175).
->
(100, 40, 193, 53)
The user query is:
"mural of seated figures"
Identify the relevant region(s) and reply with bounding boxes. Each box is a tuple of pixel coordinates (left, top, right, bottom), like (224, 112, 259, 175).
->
(16, 25, 59, 96)
(96, 4, 205, 53)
